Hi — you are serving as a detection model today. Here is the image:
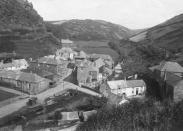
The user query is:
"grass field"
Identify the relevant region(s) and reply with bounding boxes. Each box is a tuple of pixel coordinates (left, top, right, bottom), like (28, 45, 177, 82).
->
(0, 90, 18, 102)
(74, 41, 119, 62)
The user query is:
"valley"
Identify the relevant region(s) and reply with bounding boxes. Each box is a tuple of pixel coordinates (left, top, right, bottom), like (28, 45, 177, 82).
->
(1, 0, 183, 131)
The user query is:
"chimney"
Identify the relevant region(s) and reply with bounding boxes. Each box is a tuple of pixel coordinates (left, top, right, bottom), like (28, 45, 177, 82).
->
(29, 58, 32, 62)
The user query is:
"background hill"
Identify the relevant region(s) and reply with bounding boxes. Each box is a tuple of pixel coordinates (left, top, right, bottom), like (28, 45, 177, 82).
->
(106, 14, 183, 75)
(46, 19, 142, 41)
(130, 14, 183, 54)
(0, 0, 60, 59)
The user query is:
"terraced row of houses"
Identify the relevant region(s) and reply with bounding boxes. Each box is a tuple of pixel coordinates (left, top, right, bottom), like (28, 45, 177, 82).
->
(0, 47, 115, 95)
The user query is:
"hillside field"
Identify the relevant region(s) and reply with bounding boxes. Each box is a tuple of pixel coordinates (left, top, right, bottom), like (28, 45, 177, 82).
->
(74, 41, 119, 62)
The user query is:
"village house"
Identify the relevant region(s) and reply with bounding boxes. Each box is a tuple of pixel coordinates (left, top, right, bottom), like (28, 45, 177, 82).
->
(55, 47, 77, 60)
(93, 57, 114, 79)
(107, 79, 146, 98)
(74, 50, 88, 61)
(0, 70, 51, 95)
(149, 61, 183, 78)
(93, 58, 105, 72)
(100, 82, 128, 105)
(77, 60, 103, 88)
(61, 39, 76, 49)
(149, 61, 183, 102)
(0, 59, 29, 71)
(22, 68, 54, 81)
(30, 57, 71, 82)
(88, 53, 114, 69)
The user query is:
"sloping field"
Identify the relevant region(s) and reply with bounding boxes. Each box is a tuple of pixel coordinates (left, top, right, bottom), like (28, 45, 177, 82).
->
(74, 41, 119, 62)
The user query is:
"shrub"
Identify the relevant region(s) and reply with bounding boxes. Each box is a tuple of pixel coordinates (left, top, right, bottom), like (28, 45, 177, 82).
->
(76, 99, 183, 131)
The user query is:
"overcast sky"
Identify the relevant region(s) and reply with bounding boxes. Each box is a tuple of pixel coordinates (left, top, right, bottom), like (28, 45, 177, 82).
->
(28, 0, 183, 29)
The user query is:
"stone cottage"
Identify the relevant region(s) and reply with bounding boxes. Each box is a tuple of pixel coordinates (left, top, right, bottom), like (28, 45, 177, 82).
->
(149, 61, 183, 102)
(0, 70, 51, 95)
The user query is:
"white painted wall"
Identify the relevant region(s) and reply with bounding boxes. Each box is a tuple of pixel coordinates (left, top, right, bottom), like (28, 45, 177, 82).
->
(111, 86, 145, 97)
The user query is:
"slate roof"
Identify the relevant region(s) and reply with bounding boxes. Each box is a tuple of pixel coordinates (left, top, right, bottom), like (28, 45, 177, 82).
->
(75, 59, 92, 67)
(56, 47, 76, 54)
(61, 39, 73, 44)
(93, 58, 105, 68)
(126, 80, 146, 88)
(89, 53, 113, 61)
(149, 61, 183, 77)
(0, 70, 50, 83)
(37, 57, 61, 65)
(22, 68, 53, 78)
(77, 64, 99, 82)
(33, 57, 68, 65)
(115, 63, 122, 70)
(158, 61, 183, 73)
(0, 59, 28, 70)
(107, 80, 146, 90)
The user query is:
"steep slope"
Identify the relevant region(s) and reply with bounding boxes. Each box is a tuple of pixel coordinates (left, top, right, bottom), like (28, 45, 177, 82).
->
(108, 39, 166, 75)
(130, 14, 183, 53)
(46, 19, 136, 41)
(0, 0, 60, 58)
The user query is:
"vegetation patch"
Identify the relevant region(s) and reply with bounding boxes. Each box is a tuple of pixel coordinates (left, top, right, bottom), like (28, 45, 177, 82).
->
(77, 99, 183, 131)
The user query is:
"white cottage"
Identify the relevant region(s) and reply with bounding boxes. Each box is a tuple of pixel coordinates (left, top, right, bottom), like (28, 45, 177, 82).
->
(107, 80, 146, 98)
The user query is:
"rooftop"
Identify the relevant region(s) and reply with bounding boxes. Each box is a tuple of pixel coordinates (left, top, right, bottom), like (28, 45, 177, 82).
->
(89, 53, 112, 61)
(150, 61, 183, 77)
(61, 39, 73, 44)
(107, 80, 146, 90)
(0, 70, 51, 83)
(32, 57, 67, 65)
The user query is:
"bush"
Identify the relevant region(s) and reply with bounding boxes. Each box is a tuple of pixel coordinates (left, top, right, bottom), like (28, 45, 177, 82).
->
(76, 99, 183, 131)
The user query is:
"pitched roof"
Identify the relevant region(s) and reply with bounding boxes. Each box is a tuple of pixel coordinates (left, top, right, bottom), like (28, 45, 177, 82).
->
(0, 70, 51, 83)
(107, 80, 145, 90)
(115, 63, 122, 70)
(38, 57, 60, 65)
(89, 53, 112, 60)
(126, 80, 146, 88)
(155, 61, 183, 72)
(61, 39, 73, 44)
(77, 64, 99, 82)
(93, 58, 105, 68)
(107, 80, 127, 90)
(12, 59, 28, 65)
(56, 47, 75, 54)
(0, 59, 28, 70)
(33, 57, 66, 65)
(22, 68, 53, 78)
(150, 61, 183, 77)
(75, 59, 92, 67)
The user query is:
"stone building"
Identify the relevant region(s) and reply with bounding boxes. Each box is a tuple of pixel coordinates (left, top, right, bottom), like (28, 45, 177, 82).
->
(0, 70, 51, 95)
(149, 61, 183, 102)
(30, 57, 70, 82)
(107, 80, 146, 98)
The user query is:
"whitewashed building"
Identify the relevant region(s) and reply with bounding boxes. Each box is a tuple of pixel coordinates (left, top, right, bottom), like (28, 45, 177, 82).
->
(107, 80, 146, 98)
(0, 59, 29, 71)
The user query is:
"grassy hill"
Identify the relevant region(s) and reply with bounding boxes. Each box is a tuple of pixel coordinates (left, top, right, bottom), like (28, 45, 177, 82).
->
(108, 39, 166, 76)
(46, 19, 142, 41)
(0, 0, 60, 58)
(130, 14, 183, 54)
